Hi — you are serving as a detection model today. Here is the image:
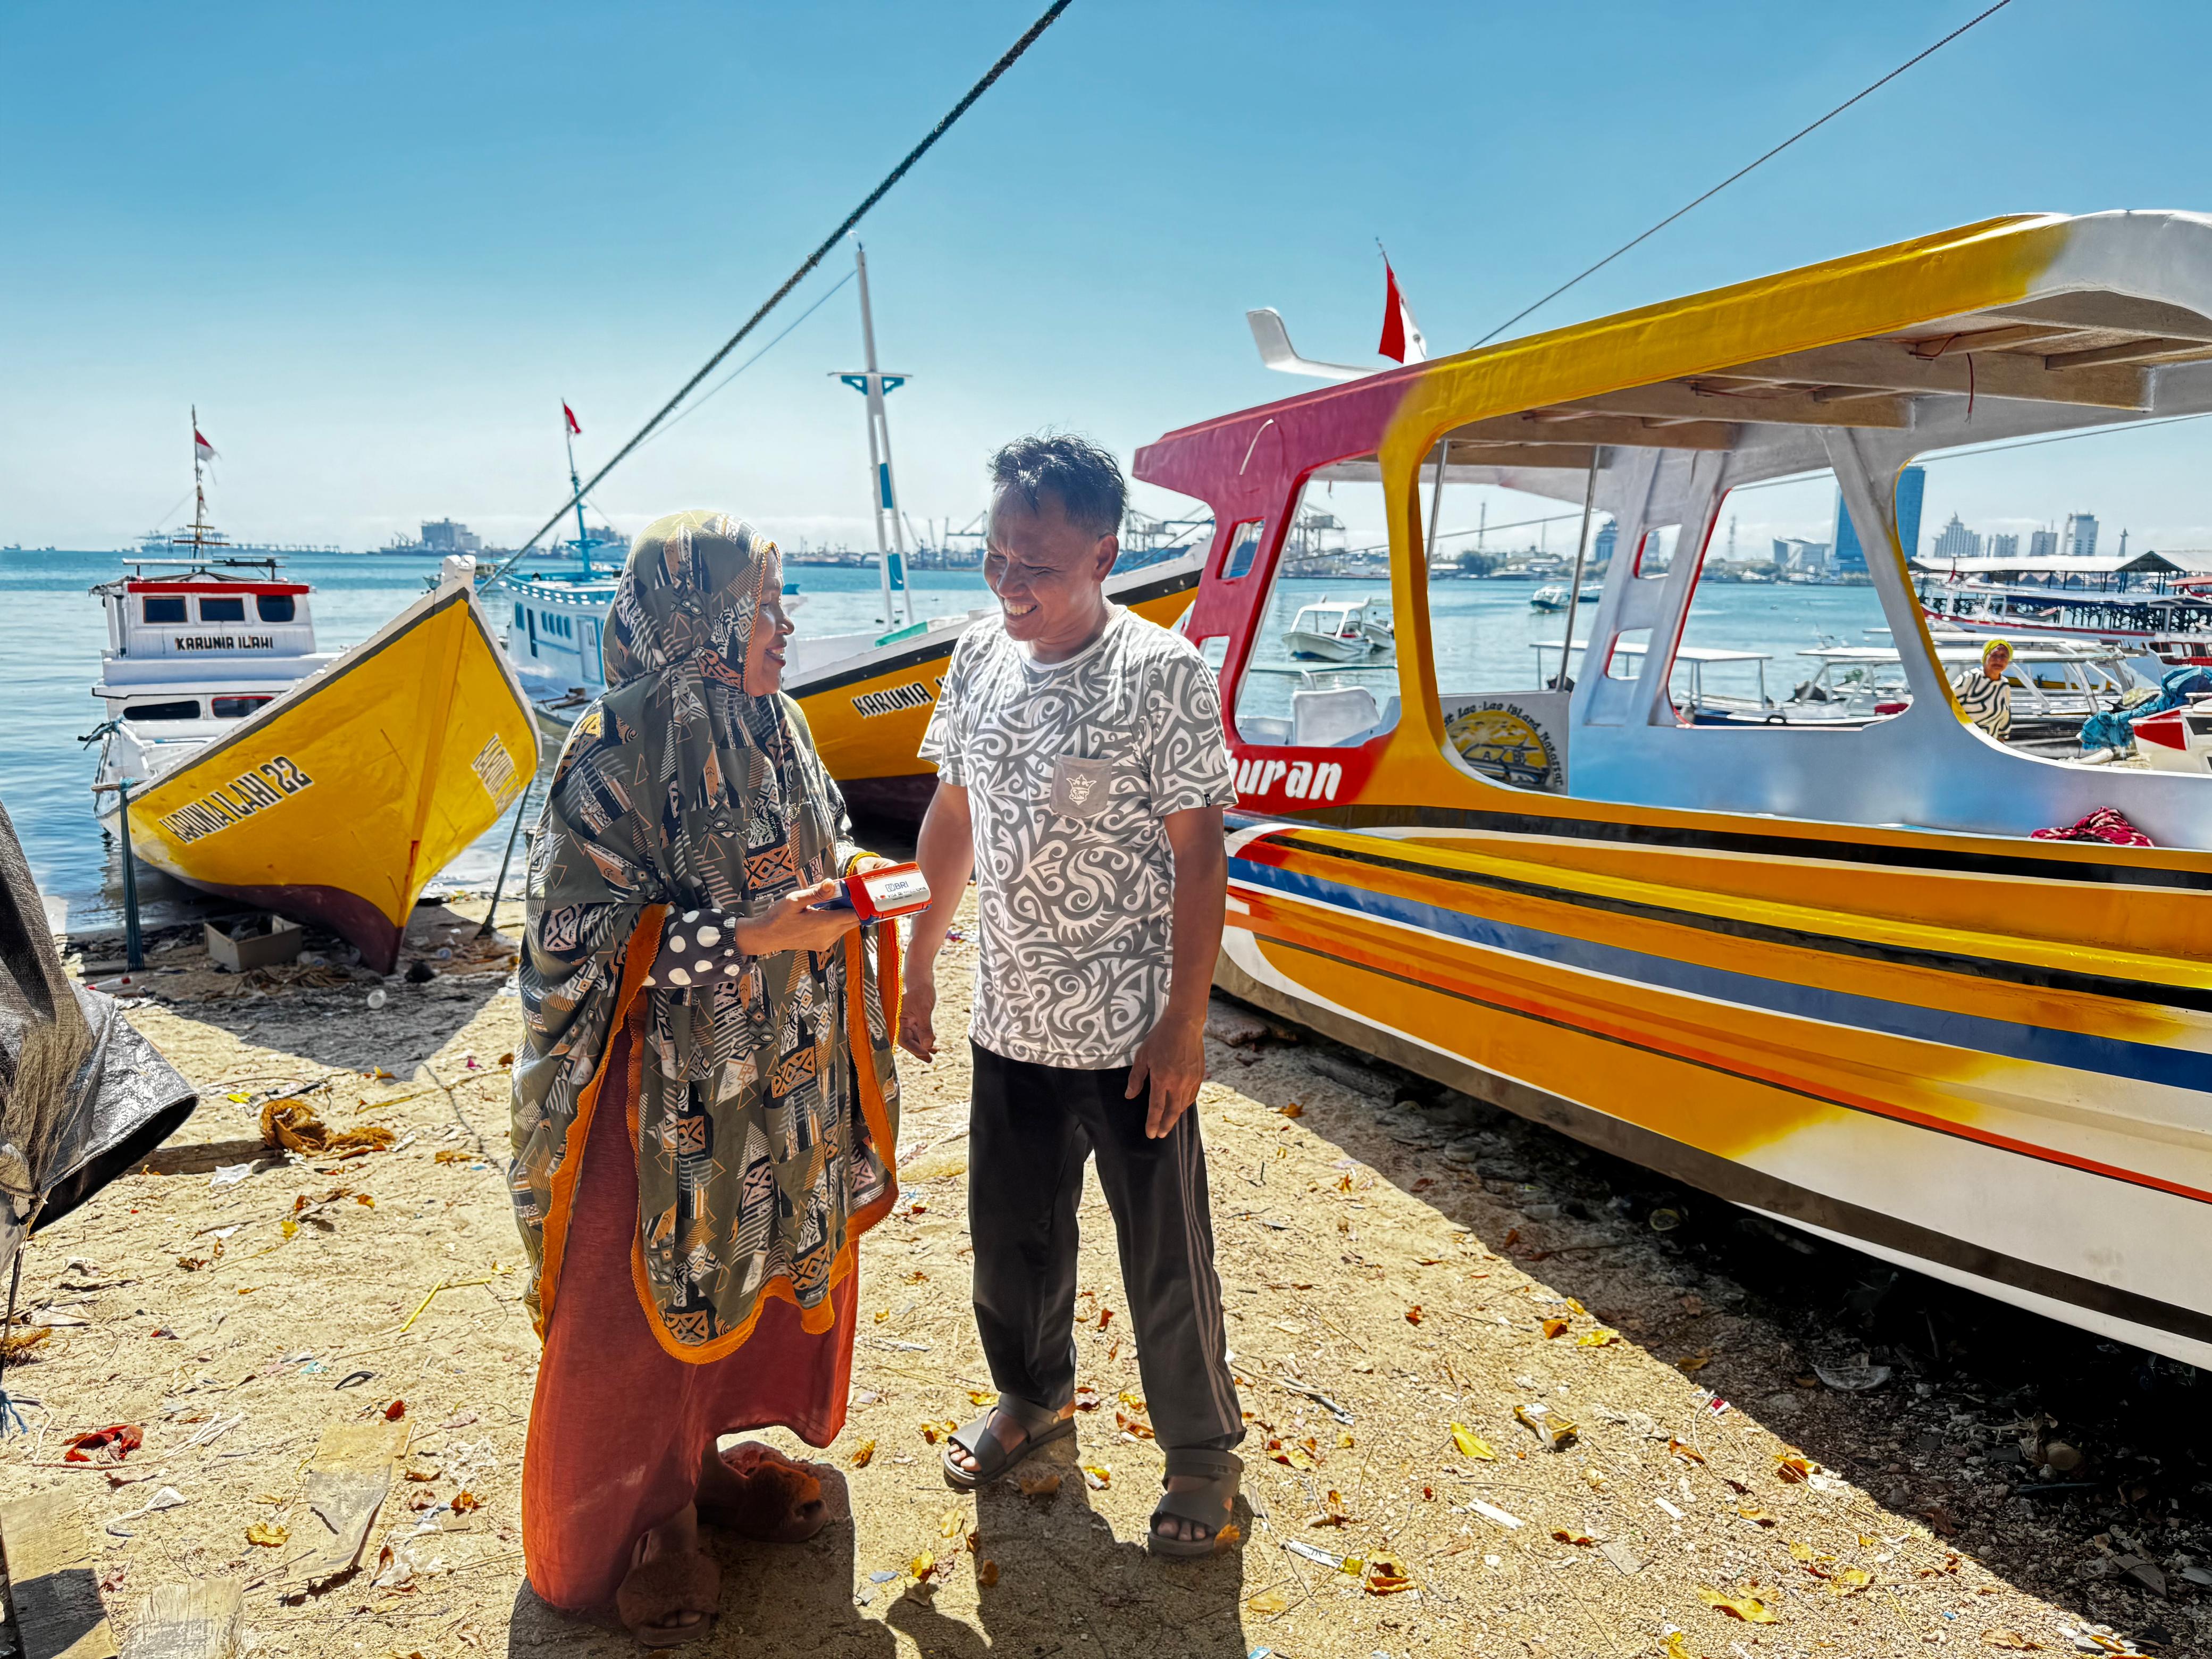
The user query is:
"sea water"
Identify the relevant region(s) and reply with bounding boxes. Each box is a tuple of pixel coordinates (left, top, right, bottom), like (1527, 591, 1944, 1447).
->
(0, 550, 1884, 934)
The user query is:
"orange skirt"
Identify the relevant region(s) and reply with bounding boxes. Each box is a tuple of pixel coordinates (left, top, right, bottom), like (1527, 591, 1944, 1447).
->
(520, 1017, 858, 1614)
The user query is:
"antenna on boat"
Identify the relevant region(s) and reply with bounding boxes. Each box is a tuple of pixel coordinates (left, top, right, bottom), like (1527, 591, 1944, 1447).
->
(562, 403, 594, 578)
(835, 240, 915, 630)
(177, 406, 228, 560)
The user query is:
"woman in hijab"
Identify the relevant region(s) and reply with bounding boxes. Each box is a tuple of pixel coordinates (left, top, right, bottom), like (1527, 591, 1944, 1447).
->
(1954, 636, 2014, 740)
(509, 512, 902, 1645)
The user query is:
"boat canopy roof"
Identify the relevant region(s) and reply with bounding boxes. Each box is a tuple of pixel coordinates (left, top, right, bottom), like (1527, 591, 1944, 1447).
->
(1136, 212, 2212, 508)
(1911, 552, 2184, 576)
(1806, 641, 2130, 664)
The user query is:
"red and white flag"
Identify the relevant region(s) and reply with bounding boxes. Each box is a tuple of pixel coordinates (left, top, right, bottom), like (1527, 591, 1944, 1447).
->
(563, 402, 582, 436)
(194, 427, 217, 463)
(1378, 255, 1428, 364)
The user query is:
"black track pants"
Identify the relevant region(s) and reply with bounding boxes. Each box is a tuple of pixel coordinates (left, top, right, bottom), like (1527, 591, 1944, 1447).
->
(965, 1041, 1244, 1453)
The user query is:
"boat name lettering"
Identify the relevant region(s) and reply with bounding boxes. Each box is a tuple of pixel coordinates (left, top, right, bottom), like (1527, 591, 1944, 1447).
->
(174, 634, 275, 651)
(155, 756, 316, 844)
(852, 680, 939, 719)
(1235, 756, 1342, 802)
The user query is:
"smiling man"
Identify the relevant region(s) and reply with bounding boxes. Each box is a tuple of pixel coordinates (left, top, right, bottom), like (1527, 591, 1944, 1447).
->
(900, 433, 1245, 1556)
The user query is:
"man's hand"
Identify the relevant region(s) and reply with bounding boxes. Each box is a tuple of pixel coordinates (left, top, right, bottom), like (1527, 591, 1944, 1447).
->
(899, 968, 939, 1062)
(1125, 1011, 1206, 1138)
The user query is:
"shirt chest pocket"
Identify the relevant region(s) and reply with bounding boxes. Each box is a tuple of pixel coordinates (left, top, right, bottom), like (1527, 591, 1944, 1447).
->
(1047, 723, 1143, 824)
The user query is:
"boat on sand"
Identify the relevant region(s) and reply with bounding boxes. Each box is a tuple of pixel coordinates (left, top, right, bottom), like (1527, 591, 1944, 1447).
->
(1138, 210, 2212, 1370)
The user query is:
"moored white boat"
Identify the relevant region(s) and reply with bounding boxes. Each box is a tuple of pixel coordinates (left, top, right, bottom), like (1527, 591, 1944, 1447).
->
(1283, 596, 1384, 660)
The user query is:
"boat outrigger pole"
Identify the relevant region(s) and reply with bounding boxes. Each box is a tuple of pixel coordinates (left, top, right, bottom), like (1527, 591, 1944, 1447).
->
(836, 240, 916, 631)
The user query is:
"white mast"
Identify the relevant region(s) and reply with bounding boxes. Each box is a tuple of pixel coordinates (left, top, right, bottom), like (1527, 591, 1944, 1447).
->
(835, 241, 915, 630)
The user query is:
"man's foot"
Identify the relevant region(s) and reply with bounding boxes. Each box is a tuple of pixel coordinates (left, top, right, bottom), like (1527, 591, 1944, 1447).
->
(615, 1503, 719, 1647)
(1151, 1473, 1215, 1545)
(948, 1401, 1077, 1479)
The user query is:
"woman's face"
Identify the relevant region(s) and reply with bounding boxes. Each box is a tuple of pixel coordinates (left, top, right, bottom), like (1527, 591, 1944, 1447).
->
(1984, 644, 2012, 680)
(743, 554, 794, 695)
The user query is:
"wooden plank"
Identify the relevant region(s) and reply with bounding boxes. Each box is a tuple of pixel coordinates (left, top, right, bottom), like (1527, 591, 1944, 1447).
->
(0, 1490, 118, 1659)
(277, 1420, 406, 1585)
(1551, 384, 1908, 429)
(1445, 416, 1736, 451)
(118, 1583, 242, 1659)
(2042, 336, 2212, 371)
(1979, 292, 2212, 344)
(1716, 340, 2149, 409)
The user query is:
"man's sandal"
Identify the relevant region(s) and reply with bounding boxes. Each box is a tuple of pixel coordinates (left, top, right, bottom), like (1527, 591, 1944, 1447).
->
(1147, 1448, 1243, 1559)
(941, 1392, 1075, 1491)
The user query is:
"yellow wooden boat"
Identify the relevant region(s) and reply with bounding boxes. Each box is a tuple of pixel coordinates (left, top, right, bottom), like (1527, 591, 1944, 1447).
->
(498, 555, 1202, 817)
(1137, 212, 2212, 1368)
(94, 559, 539, 973)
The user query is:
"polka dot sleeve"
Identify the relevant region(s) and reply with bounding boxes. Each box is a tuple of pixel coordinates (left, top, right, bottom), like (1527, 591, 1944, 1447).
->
(639, 908, 750, 989)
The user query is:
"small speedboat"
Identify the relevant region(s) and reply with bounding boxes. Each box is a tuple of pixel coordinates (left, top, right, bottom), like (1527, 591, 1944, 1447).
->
(1283, 596, 1382, 661)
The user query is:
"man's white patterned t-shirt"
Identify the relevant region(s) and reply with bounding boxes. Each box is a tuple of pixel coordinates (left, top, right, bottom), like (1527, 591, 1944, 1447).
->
(919, 606, 1236, 1069)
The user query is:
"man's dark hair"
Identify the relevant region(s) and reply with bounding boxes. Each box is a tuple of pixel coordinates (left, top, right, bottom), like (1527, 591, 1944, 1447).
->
(987, 433, 1126, 540)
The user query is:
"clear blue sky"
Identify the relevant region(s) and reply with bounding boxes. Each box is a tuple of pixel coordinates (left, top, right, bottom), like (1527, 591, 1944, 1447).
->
(9, 0, 2212, 554)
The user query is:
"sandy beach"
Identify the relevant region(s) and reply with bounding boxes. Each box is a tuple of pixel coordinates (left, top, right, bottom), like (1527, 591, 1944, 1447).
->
(6, 893, 2202, 1659)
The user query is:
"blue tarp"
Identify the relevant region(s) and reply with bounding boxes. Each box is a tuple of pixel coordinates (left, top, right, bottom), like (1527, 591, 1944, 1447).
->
(2080, 665, 2212, 753)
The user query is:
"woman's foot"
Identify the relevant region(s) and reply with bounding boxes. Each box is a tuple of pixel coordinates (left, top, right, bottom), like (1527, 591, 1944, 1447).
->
(614, 1504, 719, 1647)
(946, 1402, 1077, 1480)
(698, 1441, 835, 1542)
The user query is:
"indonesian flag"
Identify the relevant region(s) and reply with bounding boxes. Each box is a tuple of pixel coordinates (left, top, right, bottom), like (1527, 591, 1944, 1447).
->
(194, 428, 217, 463)
(1378, 256, 1428, 364)
(563, 402, 582, 436)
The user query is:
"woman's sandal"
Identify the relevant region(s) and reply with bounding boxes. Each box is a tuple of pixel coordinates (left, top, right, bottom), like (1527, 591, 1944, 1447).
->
(1147, 1447, 1243, 1559)
(941, 1392, 1075, 1491)
(614, 1530, 720, 1649)
(697, 1441, 835, 1543)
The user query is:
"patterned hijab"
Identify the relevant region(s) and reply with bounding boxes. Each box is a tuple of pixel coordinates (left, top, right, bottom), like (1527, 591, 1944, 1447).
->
(509, 512, 899, 1359)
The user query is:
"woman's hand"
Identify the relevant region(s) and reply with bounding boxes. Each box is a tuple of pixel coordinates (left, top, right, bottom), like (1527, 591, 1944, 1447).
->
(735, 881, 862, 956)
(898, 965, 939, 1062)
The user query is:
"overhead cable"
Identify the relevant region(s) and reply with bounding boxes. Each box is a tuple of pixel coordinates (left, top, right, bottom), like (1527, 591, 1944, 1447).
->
(491, 0, 1075, 577)
(1467, 0, 2019, 351)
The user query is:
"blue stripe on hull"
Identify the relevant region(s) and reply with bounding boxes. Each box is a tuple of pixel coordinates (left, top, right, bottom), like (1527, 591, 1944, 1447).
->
(1230, 856, 2208, 1095)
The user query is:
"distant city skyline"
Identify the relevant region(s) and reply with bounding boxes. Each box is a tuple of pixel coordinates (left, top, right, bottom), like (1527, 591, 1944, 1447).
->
(13, 3, 2212, 552)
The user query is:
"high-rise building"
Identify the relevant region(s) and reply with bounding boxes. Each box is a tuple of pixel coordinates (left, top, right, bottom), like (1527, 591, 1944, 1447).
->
(1591, 521, 1618, 568)
(1930, 513, 1981, 563)
(2027, 528, 2059, 559)
(1987, 532, 2020, 559)
(2063, 512, 2099, 559)
(1830, 464, 1923, 573)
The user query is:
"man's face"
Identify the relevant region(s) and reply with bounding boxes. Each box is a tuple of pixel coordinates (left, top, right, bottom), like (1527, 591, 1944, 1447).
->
(984, 487, 1117, 654)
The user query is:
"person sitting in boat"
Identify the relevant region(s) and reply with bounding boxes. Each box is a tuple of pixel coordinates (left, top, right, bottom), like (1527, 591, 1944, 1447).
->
(508, 511, 902, 1646)
(1953, 636, 2013, 740)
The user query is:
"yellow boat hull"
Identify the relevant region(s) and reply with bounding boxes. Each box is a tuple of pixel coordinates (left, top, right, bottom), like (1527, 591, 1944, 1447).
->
(105, 582, 540, 973)
(790, 560, 1201, 817)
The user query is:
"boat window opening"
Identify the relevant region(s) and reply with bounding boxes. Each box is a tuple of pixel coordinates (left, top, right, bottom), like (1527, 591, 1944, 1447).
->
(1220, 519, 1266, 580)
(1196, 635, 1228, 678)
(1230, 476, 1398, 753)
(198, 596, 247, 622)
(128, 699, 201, 721)
(515, 604, 527, 629)
(1605, 629, 1652, 680)
(1906, 423, 2212, 697)
(1633, 525, 1681, 579)
(210, 695, 272, 718)
(256, 594, 296, 623)
(1673, 470, 1907, 733)
(142, 596, 187, 624)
